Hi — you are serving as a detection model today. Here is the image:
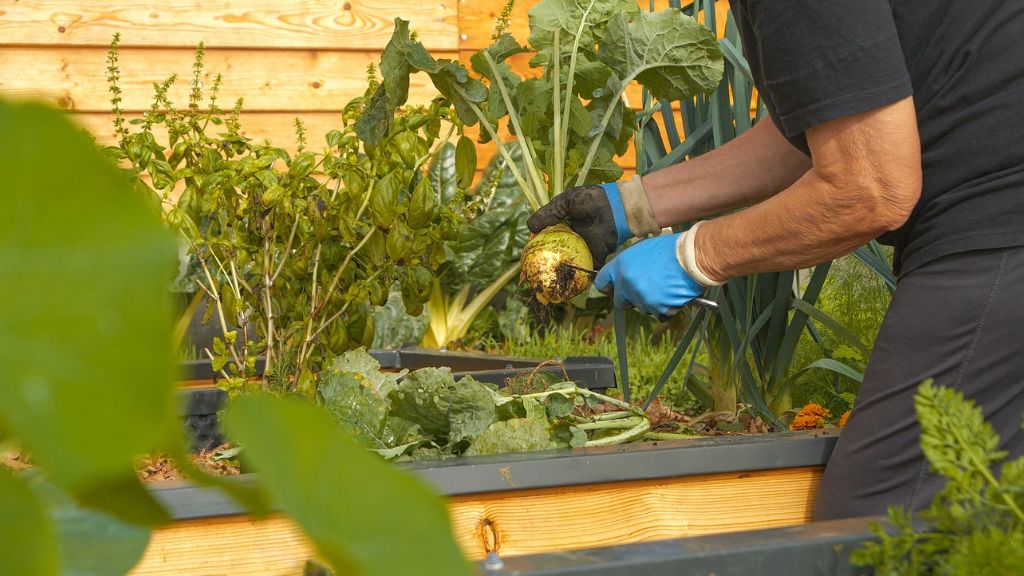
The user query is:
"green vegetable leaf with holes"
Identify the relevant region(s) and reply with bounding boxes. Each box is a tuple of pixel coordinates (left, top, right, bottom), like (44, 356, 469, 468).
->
(465, 418, 560, 456)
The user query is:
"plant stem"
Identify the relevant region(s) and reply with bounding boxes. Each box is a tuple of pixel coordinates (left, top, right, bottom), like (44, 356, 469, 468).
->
(483, 52, 548, 204)
(552, 29, 563, 196)
(270, 217, 299, 283)
(560, 0, 596, 192)
(263, 235, 275, 374)
(313, 227, 376, 320)
(575, 68, 647, 186)
(465, 100, 540, 211)
(197, 254, 245, 376)
(953, 426, 1024, 524)
(584, 418, 651, 447)
(576, 416, 645, 431)
(643, 431, 698, 441)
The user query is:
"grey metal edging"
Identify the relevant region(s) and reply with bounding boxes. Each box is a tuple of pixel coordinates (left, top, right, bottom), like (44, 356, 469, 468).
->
(488, 515, 882, 576)
(150, 431, 838, 521)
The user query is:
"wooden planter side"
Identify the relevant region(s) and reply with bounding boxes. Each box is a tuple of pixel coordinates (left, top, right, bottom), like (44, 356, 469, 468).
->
(131, 465, 823, 575)
(494, 515, 884, 576)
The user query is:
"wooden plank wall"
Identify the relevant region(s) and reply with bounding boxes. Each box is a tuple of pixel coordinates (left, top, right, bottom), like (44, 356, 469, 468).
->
(0, 0, 728, 177)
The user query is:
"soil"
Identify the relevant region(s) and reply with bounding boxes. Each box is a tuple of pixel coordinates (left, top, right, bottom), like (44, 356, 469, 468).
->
(136, 443, 241, 482)
(1, 444, 240, 481)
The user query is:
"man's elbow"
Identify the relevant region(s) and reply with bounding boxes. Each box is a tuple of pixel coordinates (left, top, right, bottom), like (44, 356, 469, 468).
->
(830, 167, 921, 236)
(869, 167, 922, 232)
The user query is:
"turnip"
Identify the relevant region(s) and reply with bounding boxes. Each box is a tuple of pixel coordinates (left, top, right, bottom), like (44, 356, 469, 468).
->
(520, 223, 594, 305)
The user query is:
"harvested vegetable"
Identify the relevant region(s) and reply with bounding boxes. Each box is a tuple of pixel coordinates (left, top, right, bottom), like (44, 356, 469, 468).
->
(520, 223, 594, 304)
(317, 348, 651, 460)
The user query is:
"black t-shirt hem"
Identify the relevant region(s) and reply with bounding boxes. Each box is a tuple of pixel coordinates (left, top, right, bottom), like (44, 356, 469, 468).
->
(898, 230, 1024, 278)
(777, 77, 915, 140)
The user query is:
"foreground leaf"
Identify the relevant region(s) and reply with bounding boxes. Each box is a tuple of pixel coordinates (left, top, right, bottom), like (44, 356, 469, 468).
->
(226, 394, 472, 576)
(30, 475, 151, 576)
(0, 471, 58, 576)
(0, 101, 178, 523)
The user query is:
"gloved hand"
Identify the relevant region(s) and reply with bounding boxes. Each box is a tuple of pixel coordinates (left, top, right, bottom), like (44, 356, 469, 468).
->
(594, 233, 705, 317)
(526, 183, 629, 265)
(527, 176, 661, 265)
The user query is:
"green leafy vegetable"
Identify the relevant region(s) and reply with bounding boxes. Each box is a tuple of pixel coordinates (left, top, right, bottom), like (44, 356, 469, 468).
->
(465, 419, 559, 456)
(316, 350, 656, 459)
(369, 2, 723, 209)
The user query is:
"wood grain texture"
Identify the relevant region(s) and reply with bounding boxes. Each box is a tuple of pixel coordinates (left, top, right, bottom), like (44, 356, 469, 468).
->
(0, 1, 457, 50)
(447, 466, 821, 559)
(130, 466, 821, 574)
(1, 47, 454, 112)
(130, 515, 316, 576)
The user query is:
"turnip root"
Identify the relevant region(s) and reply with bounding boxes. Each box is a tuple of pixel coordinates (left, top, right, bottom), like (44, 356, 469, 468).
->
(520, 223, 594, 305)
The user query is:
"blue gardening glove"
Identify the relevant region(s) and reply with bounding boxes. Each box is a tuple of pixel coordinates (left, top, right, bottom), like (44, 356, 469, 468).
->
(594, 233, 705, 317)
(526, 183, 632, 265)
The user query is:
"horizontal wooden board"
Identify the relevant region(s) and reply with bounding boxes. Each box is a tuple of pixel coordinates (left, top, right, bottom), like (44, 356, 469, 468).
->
(0, 47, 454, 112)
(130, 465, 821, 574)
(0, 46, 682, 115)
(448, 465, 821, 559)
(0, 1, 457, 50)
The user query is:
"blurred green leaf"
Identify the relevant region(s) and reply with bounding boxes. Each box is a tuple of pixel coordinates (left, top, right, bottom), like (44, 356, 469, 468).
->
(0, 101, 177, 523)
(0, 471, 57, 576)
(30, 475, 150, 576)
(225, 394, 472, 576)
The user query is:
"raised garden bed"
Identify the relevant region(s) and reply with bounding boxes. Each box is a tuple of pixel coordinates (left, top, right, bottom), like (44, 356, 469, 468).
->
(178, 348, 618, 451)
(134, 430, 838, 575)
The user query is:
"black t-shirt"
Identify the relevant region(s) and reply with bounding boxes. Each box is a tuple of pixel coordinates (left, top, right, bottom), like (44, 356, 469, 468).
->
(730, 0, 1024, 275)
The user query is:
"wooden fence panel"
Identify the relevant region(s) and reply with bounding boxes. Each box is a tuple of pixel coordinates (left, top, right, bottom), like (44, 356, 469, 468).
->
(0, 1, 457, 50)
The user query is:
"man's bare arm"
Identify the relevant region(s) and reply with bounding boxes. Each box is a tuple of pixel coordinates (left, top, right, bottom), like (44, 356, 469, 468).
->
(694, 97, 921, 280)
(642, 115, 813, 227)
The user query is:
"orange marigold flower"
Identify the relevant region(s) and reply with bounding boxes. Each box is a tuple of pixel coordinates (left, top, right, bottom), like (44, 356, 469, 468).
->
(838, 410, 851, 428)
(789, 403, 831, 431)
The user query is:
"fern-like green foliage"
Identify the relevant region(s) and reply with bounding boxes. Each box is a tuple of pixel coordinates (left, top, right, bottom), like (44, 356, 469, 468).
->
(851, 380, 1024, 575)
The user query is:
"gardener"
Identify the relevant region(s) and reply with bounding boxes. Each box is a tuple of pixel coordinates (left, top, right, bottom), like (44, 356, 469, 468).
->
(528, 1, 1024, 520)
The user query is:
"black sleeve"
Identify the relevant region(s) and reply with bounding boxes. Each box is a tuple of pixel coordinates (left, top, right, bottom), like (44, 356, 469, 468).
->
(742, 0, 914, 140)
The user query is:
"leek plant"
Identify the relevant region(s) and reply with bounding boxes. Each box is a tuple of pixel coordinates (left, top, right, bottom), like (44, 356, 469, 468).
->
(639, 0, 895, 429)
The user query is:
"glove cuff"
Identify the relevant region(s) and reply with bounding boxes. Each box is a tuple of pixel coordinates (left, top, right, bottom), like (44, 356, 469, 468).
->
(676, 221, 724, 287)
(619, 175, 662, 238)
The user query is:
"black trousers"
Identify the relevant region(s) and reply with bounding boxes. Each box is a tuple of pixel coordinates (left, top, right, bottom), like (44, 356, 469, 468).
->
(815, 246, 1024, 520)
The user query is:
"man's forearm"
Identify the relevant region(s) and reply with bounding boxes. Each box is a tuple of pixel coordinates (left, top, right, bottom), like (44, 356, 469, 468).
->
(642, 116, 812, 227)
(694, 170, 893, 279)
(692, 98, 922, 281)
